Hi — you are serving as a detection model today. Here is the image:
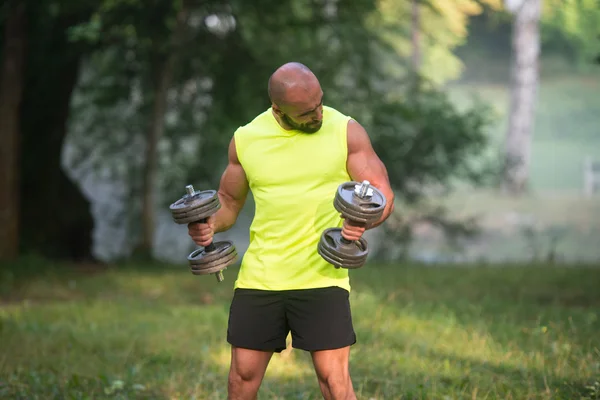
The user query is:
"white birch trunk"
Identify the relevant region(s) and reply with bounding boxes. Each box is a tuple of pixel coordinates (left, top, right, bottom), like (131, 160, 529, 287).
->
(503, 0, 541, 195)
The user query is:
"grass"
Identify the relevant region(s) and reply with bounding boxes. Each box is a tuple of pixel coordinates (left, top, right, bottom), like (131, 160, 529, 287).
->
(1, 257, 600, 399)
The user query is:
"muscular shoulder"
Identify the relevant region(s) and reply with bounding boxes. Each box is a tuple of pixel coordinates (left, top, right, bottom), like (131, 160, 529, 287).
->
(228, 135, 242, 165)
(346, 119, 372, 155)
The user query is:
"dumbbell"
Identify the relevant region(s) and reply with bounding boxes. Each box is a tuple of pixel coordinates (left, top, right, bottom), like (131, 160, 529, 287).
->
(169, 184, 238, 282)
(317, 180, 386, 269)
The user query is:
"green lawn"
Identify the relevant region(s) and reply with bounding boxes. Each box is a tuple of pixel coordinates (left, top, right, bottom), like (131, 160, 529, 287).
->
(1, 259, 599, 399)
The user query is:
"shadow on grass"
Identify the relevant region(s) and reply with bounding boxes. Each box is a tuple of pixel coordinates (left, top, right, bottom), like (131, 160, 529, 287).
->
(3, 348, 598, 400)
(0, 255, 242, 306)
(2, 259, 600, 399)
(349, 263, 600, 337)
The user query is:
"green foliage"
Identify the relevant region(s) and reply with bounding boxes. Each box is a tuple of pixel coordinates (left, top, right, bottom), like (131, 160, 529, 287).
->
(370, 80, 497, 203)
(1, 261, 599, 398)
(541, 0, 600, 66)
(56, 0, 499, 259)
(368, 0, 504, 84)
(360, 78, 498, 261)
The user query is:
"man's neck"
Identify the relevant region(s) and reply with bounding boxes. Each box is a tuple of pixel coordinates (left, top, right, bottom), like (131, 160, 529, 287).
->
(271, 108, 293, 131)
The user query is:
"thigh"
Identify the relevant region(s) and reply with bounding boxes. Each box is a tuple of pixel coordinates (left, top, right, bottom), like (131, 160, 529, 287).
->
(285, 286, 356, 351)
(310, 346, 352, 381)
(227, 288, 289, 353)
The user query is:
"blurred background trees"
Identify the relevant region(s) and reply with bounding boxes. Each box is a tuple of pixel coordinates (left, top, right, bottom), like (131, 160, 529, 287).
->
(1, 0, 599, 264)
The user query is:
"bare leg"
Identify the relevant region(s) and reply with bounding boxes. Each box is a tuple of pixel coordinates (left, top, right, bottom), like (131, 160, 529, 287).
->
(311, 346, 356, 400)
(228, 346, 273, 400)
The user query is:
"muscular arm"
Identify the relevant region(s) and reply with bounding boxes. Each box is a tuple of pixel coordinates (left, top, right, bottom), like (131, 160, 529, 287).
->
(346, 119, 395, 229)
(213, 137, 250, 233)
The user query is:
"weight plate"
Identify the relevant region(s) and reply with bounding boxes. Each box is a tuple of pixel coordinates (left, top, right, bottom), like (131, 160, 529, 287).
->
(318, 242, 366, 269)
(334, 190, 384, 215)
(334, 182, 386, 220)
(318, 241, 367, 266)
(172, 201, 221, 225)
(190, 247, 237, 268)
(319, 228, 368, 261)
(170, 189, 218, 212)
(171, 196, 220, 218)
(333, 200, 382, 224)
(187, 241, 236, 265)
(190, 251, 238, 275)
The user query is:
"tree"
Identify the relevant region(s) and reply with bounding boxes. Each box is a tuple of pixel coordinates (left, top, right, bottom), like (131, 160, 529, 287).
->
(10, 0, 496, 263)
(411, 0, 422, 70)
(368, 79, 496, 261)
(369, 0, 504, 84)
(502, 0, 542, 195)
(16, 0, 97, 261)
(0, 0, 26, 261)
(541, 0, 600, 67)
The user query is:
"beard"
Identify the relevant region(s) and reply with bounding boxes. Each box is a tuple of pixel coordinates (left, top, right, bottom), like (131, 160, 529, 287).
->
(282, 113, 323, 134)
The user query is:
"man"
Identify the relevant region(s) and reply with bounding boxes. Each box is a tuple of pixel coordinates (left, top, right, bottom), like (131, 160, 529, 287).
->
(188, 62, 395, 400)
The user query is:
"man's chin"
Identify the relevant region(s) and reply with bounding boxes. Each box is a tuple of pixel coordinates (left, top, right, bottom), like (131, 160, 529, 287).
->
(302, 122, 323, 134)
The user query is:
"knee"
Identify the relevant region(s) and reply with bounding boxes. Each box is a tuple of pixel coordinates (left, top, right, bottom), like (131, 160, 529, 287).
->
(229, 364, 260, 386)
(320, 371, 352, 394)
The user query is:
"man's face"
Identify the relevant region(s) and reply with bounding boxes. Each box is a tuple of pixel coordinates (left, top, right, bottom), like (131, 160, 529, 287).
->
(275, 89, 324, 134)
(280, 108, 323, 133)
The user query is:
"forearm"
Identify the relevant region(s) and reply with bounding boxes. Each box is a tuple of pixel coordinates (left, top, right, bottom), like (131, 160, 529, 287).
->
(213, 190, 245, 233)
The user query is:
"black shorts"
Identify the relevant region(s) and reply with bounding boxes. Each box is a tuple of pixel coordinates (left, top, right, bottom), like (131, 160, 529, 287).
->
(226, 286, 356, 353)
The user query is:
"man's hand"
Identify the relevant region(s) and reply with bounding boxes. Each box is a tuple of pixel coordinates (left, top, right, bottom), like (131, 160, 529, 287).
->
(188, 216, 215, 247)
(341, 218, 366, 241)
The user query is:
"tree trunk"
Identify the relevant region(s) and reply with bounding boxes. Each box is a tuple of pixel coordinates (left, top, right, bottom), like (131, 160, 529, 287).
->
(0, 1, 26, 261)
(18, 8, 96, 261)
(503, 0, 541, 195)
(411, 0, 421, 70)
(135, 4, 189, 259)
(136, 59, 173, 259)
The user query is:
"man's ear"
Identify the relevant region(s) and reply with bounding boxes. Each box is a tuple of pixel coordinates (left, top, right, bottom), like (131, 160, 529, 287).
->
(271, 103, 284, 117)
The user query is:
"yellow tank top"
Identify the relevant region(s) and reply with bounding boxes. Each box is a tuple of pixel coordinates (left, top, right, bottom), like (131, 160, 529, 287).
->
(233, 105, 352, 291)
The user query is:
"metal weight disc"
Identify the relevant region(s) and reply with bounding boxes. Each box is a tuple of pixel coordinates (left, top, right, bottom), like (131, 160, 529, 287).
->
(318, 244, 367, 269)
(171, 197, 220, 218)
(189, 247, 238, 275)
(170, 190, 220, 224)
(334, 193, 384, 216)
(318, 242, 367, 269)
(334, 187, 385, 214)
(319, 228, 368, 260)
(318, 243, 368, 269)
(190, 254, 237, 275)
(334, 182, 386, 222)
(337, 181, 387, 208)
(172, 200, 221, 225)
(334, 198, 381, 225)
(170, 189, 218, 212)
(187, 241, 236, 265)
(317, 228, 369, 269)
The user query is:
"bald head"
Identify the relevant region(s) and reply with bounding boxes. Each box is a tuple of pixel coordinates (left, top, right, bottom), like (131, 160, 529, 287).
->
(268, 62, 321, 106)
(268, 62, 324, 134)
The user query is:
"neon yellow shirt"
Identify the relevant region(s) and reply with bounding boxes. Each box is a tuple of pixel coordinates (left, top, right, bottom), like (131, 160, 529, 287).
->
(233, 105, 352, 291)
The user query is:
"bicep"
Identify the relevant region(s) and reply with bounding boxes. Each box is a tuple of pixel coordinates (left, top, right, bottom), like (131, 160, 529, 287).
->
(346, 120, 391, 192)
(218, 137, 250, 208)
